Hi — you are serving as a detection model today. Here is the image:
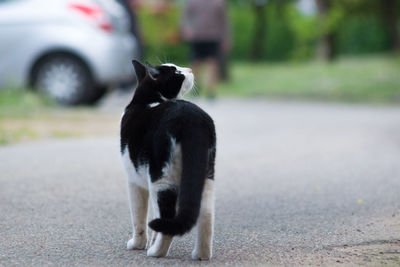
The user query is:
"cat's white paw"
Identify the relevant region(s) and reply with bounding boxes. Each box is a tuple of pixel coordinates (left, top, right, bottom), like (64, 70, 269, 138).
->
(191, 248, 211, 261)
(126, 237, 146, 250)
(146, 244, 168, 258)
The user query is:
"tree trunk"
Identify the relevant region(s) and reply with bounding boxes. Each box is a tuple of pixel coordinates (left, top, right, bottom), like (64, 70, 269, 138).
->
(315, 0, 335, 61)
(381, 0, 400, 51)
(251, 2, 267, 61)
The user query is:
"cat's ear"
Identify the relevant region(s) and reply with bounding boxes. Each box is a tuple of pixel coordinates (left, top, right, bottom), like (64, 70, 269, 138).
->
(132, 60, 146, 82)
(145, 62, 160, 80)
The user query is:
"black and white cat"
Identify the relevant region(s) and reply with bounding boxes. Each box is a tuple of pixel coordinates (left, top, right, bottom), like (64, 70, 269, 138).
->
(120, 61, 216, 260)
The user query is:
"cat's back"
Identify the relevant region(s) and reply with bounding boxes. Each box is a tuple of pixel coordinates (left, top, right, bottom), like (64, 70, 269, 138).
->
(155, 100, 215, 139)
(120, 100, 215, 149)
(159, 100, 213, 123)
(121, 100, 212, 128)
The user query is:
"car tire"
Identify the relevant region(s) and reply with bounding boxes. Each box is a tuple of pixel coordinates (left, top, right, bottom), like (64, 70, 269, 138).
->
(84, 86, 107, 105)
(32, 55, 94, 105)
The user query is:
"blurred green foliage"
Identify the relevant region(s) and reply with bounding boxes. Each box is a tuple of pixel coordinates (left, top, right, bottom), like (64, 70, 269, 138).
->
(138, 6, 188, 64)
(336, 15, 390, 55)
(0, 87, 53, 118)
(138, 2, 395, 62)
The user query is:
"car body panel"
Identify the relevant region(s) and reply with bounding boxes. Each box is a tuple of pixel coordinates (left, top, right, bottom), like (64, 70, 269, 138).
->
(0, 0, 137, 89)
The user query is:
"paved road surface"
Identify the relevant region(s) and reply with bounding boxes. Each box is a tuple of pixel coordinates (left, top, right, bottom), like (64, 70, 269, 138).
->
(1, 99, 400, 266)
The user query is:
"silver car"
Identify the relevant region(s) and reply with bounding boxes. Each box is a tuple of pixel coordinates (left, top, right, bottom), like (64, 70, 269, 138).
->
(0, 0, 138, 105)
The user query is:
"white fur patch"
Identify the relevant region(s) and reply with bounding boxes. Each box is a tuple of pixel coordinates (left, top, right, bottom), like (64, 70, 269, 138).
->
(152, 137, 182, 191)
(121, 149, 149, 189)
(147, 233, 173, 257)
(192, 179, 214, 260)
(162, 63, 194, 98)
(148, 102, 160, 108)
(126, 183, 148, 250)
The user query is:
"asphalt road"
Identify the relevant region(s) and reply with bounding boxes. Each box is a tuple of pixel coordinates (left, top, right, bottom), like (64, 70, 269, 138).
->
(1, 98, 400, 266)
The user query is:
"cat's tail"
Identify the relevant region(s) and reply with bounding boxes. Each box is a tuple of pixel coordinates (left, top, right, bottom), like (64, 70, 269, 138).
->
(148, 134, 212, 236)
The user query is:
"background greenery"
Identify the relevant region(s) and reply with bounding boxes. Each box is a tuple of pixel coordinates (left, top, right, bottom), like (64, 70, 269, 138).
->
(139, 2, 396, 63)
(217, 55, 400, 102)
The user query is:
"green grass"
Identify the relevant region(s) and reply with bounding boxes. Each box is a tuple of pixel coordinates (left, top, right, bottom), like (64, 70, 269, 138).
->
(0, 88, 51, 144)
(0, 87, 54, 118)
(218, 55, 400, 103)
(0, 88, 120, 145)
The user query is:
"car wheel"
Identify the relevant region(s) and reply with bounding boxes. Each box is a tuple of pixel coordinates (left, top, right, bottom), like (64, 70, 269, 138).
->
(32, 55, 93, 105)
(84, 86, 107, 105)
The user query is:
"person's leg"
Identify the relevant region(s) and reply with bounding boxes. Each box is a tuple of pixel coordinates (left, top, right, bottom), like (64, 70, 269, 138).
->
(190, 41, 203, 96)
(190, 60, 203, 96)
(205, 57, 218, 98)
(191, 60, 201, 77)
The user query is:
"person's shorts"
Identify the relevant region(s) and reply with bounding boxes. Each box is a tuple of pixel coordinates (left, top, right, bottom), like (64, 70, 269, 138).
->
(190, 41, 220, 61)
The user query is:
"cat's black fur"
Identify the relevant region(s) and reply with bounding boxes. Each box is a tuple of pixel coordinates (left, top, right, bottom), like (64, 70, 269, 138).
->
(120, 60, 216, 236)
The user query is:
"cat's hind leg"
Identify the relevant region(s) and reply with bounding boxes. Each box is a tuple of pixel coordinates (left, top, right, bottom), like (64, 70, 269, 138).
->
(147, 188, 177, 257)
(126, 182, 149, 250)
(146, 198, 158, 249)
(192, 179, 214, 260)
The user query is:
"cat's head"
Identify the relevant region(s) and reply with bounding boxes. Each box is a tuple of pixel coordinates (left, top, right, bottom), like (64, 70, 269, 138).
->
(132, 60, 194, 99)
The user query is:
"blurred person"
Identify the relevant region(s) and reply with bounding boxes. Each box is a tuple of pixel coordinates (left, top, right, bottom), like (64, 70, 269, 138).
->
(181, 0, 231, 99)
